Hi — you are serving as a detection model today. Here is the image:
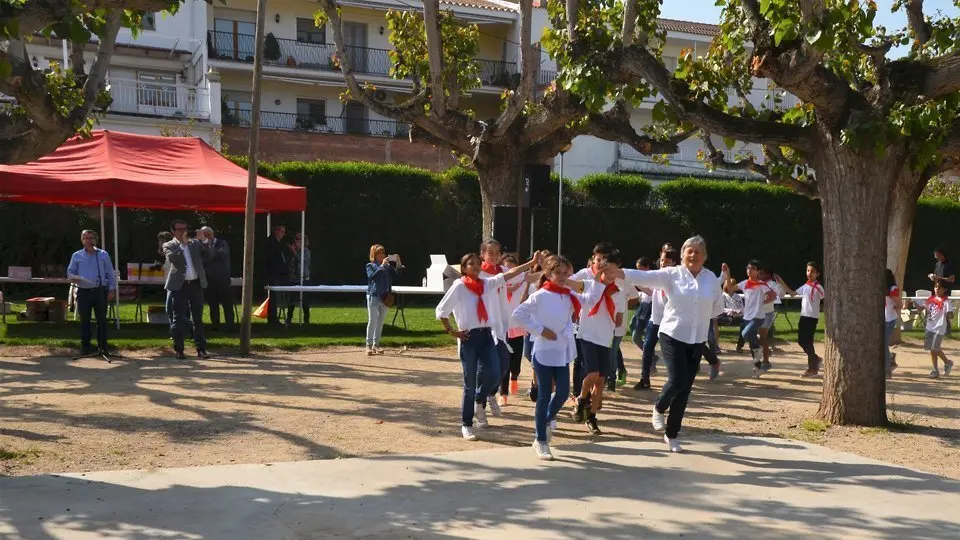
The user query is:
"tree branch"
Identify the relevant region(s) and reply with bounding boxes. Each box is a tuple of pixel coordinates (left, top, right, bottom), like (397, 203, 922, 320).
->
(588, 101, 694, 155)
(905, 0, 932, 45)
(923, 50, 960, 100)
(701, 133, 820, 197)
(422, 0, 446, 118)
(493, 0, 534, 137)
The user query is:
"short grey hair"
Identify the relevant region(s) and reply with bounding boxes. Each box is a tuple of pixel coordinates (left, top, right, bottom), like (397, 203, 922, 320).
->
(681, 235, 708, 256)
(200, 226, 215, 236)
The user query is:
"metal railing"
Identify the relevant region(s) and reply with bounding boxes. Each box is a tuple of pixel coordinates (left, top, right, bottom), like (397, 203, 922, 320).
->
(223, 109, 410, 138)
(107, 78, 211, 119)
(620, 143, 764, 165)
(477, 58, 517, 87)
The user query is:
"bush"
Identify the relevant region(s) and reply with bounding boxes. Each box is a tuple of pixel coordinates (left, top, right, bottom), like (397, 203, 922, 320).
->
(575, 173, 652, 207)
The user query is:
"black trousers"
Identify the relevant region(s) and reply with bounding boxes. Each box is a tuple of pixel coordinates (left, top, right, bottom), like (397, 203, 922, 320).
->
(798, 315, 819, 369)
(267, 278, 287, 325)
(205, 275, 234, 328)
(500, 335, 525, 395)
(655, 333, 703, 439)
(77, 287, 108, 351)
(286, 292, 311, 325)
(172, 280, 206, 353)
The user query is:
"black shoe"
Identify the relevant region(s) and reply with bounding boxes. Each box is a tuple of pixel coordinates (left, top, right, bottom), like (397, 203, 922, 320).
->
(761, 361, 772, 372)
(573, 396, 588, 423)
(606, 379, 616, 392)
(633, 378, 651, 390)
(175, 351, 187, 360)
(197, 349, 210, 359)
(528, 385, 539, 402)
(80, 345, 94, 356)
(586, 415, 602, 435)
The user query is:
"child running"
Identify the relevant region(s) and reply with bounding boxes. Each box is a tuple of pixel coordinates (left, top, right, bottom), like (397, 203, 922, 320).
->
(436, 251, 540, 441)
(914, 280, 955, 379)
(629, 256, 655, 353)
(477, 239, 524, 417)
(513, 254, 602, 460)
(571, 242, 615, 399)
(884, 269, 903, 377)
(733, 260, 777, 376)
(773, 262, 824, 377)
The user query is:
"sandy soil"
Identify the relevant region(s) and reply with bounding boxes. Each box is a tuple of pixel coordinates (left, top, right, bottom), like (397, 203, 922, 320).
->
(1, 339, 957, 479)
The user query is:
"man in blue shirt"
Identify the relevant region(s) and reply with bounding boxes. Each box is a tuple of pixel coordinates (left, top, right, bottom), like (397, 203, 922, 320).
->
(67, 230, 116, 354)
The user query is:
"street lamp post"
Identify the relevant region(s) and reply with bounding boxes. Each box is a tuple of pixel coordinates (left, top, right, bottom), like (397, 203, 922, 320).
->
(557, 144, 572, 255)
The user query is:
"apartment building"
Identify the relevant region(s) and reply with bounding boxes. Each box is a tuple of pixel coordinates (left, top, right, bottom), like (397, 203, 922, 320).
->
(20, 2, 791, 179)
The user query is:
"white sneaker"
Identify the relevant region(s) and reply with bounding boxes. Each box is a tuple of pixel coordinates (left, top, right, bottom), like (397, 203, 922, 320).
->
(461, 426, 477, 441)
(532, 440, 554, 461)
(930, 369, 941, 379)
(652, 407, 666, 431)
(487, 396, 502, 417)
(664, 434, 683, 453)
(945, 361, 954, 376)
(474, 402, 489, 428)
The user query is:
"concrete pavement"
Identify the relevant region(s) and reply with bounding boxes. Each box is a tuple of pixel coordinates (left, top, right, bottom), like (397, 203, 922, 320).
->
(1, 435, 958, 539)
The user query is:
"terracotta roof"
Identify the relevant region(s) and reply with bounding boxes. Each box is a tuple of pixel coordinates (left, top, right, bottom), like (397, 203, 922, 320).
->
(440, 0, 518, 13)
(656, 18, 720, 37)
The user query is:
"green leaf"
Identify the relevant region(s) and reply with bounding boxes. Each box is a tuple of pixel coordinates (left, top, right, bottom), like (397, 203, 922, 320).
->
(652, 101, 666, 123)
(722, 136, 736, 149)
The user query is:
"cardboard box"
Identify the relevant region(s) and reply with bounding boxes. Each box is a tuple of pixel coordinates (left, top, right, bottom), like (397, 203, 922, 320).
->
(25, 297, 54, 322)
(47, 300, 67, 323)
(7, 266, 32, 279)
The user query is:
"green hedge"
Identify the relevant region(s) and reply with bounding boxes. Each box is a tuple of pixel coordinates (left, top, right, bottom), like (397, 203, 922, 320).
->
(3, 160, 959, 300)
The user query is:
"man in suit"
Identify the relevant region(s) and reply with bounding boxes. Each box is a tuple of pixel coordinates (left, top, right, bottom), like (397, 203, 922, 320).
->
(265, 224, 288, 326)
(164, 219, 212, 359)
(200, 226, 234, 330)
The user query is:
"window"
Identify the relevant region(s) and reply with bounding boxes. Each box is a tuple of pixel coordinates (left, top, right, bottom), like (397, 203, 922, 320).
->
(297, 18, 326, 44)
(296, 99, 327, 128)
(137, 72, 177, 108)
(213, 19, 256, 60)
(142, 12, 157, 31)
(223, 91, 252, 126)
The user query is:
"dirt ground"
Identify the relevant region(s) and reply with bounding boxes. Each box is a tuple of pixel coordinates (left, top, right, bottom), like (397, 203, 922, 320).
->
(1, 338, 957, 479)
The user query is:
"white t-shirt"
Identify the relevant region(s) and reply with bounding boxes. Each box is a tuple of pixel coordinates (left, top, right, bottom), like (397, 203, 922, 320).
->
(613, 278, 640, 337)
(917, 296, 953, 335)
(739, 280, 772, 320)
(512, 283, 602, 366)
(764, 281, 784, 314)
(480, 266, 524, 340)
(577, 280, 617, 348)
(796, 282, 825, 319)
(884, 286, 900, 323)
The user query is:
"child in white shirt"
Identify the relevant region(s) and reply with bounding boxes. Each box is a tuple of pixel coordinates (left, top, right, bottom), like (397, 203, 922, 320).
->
(734, 260, 777, 374)
(513, 254, 602, 460)
(436, 251, 538, 441)
(914, 280, 955, 378)
(775, 262, 824, 377)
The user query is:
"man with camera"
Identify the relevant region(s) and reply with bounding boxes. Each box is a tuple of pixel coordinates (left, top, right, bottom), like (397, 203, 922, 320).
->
(163, 220, 212, 359)
(67, 230, 116, 355)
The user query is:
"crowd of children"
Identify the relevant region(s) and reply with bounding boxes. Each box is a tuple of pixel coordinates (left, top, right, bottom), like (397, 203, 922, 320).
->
(435, 237, 950, 461)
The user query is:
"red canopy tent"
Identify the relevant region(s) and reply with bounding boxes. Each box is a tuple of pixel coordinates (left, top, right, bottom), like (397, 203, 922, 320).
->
(0, 130, 305, 212)
(0, 131, 308, 327)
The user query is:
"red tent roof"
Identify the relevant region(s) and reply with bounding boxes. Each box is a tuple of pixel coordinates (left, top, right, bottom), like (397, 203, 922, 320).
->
(0, 130, 305, 212)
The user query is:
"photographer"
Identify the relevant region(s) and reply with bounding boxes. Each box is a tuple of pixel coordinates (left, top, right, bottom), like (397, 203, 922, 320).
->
(286, 232, 311, 326)
(365, 244, 400, 355)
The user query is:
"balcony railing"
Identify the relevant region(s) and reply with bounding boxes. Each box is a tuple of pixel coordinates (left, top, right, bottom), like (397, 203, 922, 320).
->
(224, 109, 410, 138)
(207, 31, 552, 88)
(107, 78, 211, 119)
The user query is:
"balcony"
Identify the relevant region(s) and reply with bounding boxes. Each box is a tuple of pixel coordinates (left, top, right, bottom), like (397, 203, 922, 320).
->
(107, 78, 211, 119)
(619, 143, 763, 178)
(207, 30, 549, 88)
(224, 109, 410, 138)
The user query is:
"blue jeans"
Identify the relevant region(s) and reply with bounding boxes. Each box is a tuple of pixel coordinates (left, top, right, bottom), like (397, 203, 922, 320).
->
(459, 328, 500, 427)
(523, 334, 533, 362)
(741, 318, 764, 352)
(365, 295, 388, 347)
(884, 319, 897, 371)
(630, 301, 651, 349)
(532, 357, 570, 442)
(640, 322, 661, 379)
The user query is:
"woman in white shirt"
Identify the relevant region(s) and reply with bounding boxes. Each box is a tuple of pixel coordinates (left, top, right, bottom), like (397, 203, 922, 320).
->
(513, 255, 603, 460)
(611, 236, 725, 453)
(436, 252, 539, 441)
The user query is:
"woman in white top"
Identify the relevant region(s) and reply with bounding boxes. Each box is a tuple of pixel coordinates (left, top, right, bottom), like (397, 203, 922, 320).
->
(513, 255, 603, 460)
(612, 236, 725, 453)
(436, 252, 539, 441)
(883, 269, 903, 377)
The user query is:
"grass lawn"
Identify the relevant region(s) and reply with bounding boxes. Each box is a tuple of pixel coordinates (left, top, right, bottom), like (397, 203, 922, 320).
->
(0, 299, 931, 351)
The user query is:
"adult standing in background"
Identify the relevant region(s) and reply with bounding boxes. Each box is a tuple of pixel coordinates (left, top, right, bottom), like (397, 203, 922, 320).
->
(67, 230, 116, 355)
(286, 233, 312, 326)
(164, 220, 212, 359)
(265, 224, 289, 327)
(366, 244, 400, 355)
(200, 226, 233, 331)
(930, 248, 955, 332)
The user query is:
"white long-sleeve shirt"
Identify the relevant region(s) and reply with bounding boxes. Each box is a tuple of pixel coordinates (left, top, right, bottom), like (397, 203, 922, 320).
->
(623, 265, 725, 345)
(577, 280, 619, 348)
(480, 267, 524, 341)
(436, 274, 507, 341)
(512, 284, 602, 366)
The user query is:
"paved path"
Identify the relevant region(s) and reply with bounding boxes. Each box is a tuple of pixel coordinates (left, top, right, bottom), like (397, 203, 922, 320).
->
(2, 435, 958, 539)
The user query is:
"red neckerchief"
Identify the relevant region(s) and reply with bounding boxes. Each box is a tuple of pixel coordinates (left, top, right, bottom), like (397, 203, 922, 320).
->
(589, 283, 619, 320)
(461, 276, 488, 324)
(888, 286, 899, 298)
(805, 280, 823, 300)
(928, 294, 946, 311)
(481, 262, 513, 301)
(744, 279, 767, 290)
(541, 280, 582, 321)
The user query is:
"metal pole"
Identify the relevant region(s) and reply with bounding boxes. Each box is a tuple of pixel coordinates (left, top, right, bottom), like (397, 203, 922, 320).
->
(239, 0, 268, 355)
(529, 210, 534, 259)
(99, 203, 105, 251)
(557, 152, 564, 255)
(299, 209, 305, 325)
(266, 212, 271, 238)
(112, 203, 120, 330)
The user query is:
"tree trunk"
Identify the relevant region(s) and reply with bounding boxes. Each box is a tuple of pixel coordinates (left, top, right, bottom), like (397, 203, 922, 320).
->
(476, 155, 525, 238)
(886, 170, 926, 344)
(814, 141, 906, 426)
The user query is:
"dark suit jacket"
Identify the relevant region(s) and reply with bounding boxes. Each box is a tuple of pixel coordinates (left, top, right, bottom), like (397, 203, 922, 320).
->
(265, 236, 288, 285)
(205, 237, 231, 280)
(163, 238, 211, 291)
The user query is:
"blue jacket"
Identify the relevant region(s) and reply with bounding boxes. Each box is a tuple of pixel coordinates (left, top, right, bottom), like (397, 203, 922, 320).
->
(366, 261, 397, 297)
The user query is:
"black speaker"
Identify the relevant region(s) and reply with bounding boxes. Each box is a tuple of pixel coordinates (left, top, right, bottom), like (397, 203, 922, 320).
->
(524, 163, 552, 208)
(492, 205, 530, 256)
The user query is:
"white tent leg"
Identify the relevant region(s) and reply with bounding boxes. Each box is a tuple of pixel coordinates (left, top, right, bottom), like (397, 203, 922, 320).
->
(99, 203, 105, 250)
(266, 212, 271, 237)
(113, 203, 120, 330)
(300, 210, 305, 325)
